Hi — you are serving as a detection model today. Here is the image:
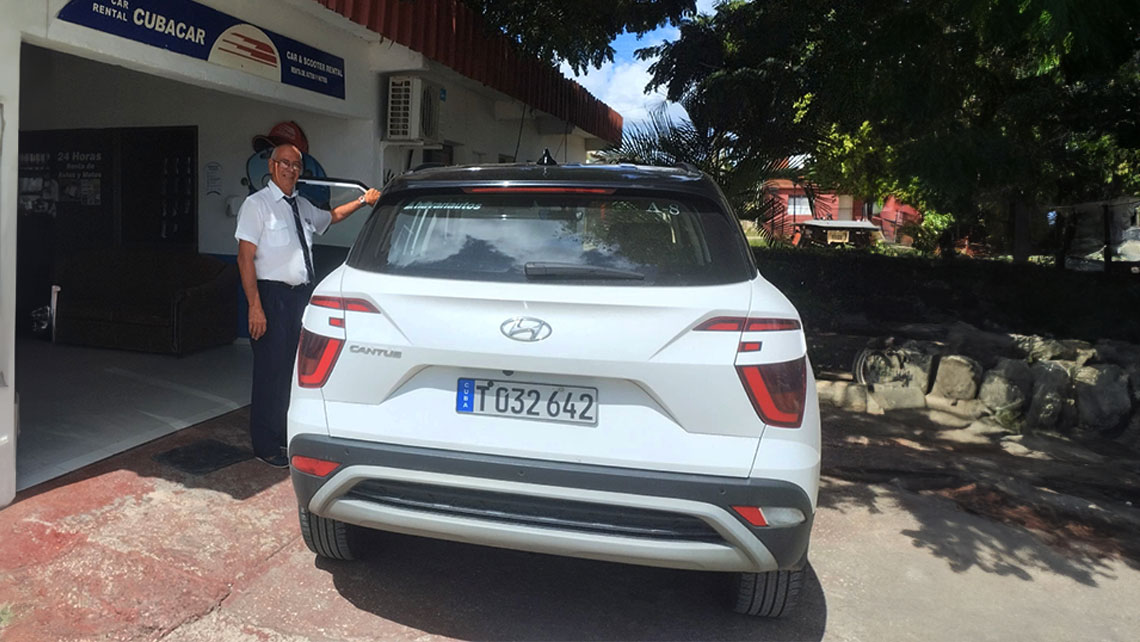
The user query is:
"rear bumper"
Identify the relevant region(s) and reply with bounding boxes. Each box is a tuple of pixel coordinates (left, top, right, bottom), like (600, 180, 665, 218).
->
(289, 434, 814, 573)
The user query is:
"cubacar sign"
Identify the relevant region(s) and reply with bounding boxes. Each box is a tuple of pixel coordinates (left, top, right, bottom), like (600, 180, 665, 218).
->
(58, 0, 346, 99)
(132, 7, 208, 45)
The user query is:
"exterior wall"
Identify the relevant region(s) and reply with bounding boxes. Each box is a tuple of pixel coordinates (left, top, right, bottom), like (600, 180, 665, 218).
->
(873, 196, 922, 243)
(762, 180, 918, 242)
(764, 182, 840, 239)
(19, 45, 376, 252)
(9, 0, 600, 252)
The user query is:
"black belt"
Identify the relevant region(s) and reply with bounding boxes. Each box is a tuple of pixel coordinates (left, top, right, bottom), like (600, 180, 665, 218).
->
(258, 279, 312, 290)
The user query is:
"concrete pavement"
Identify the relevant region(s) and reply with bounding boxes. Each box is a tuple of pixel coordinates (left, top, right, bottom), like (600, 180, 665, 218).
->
(2, 408, 1139, 641)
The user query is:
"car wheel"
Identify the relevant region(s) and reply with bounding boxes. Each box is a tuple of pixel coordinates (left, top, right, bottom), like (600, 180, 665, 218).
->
(298, 506, 356, 560)
(732, 569, 804, 617)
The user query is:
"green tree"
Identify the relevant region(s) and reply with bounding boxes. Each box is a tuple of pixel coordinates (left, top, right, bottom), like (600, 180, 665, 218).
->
(464, 0, 696, 74)
(639, 0, 1140, 255)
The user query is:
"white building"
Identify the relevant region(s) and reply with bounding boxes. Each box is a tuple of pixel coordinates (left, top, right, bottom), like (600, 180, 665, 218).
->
(0, 0, 623, 505)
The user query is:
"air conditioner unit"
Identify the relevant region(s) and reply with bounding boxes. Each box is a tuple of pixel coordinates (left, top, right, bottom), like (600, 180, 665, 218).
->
(386, 76, 442, 143)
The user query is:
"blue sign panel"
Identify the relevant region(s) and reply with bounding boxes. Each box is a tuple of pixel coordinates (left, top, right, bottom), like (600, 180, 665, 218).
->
(58, 0, 346, 99)
(456, 378, 476, 413)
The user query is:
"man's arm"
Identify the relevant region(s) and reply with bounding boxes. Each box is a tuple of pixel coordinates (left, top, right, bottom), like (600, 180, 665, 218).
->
(329, 188, 381, 224)
(237, 240, 267, 340)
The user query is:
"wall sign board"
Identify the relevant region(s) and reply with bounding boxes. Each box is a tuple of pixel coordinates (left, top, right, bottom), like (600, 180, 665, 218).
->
(58, 0, 346, 99)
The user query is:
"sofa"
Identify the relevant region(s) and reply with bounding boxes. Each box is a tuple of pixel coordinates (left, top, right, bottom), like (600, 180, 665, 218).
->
(53, 249, 239, 355)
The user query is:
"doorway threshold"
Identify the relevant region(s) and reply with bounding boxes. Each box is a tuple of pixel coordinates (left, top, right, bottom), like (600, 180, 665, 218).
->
(14, 339, 251, 490)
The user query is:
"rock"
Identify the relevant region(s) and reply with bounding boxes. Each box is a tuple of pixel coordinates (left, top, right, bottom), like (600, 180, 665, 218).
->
(925, 394, 989, 421)
(1073, 364, 1132, 432)
(1026, 361, 1071, 432)
(1094, 339, 1140, 404)
(1012, 334, 1071, 362)
(978, 358, 1034, 413)
(1060, 340, 1096, 367)
(1119, 239, 1140, 261)
(816, 380, 868, 412)
(932, 355, 983, 400)
(946, 323, 1017, 368)
(898, 340, 941, 393)
(867, 385, 927, 411)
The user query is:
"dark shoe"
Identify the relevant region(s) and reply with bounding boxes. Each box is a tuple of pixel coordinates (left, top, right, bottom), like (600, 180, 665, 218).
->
(256, 453, 289, 468)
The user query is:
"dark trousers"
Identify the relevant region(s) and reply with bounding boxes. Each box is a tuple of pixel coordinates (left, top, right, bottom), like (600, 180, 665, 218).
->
(249, 280, 312, 459)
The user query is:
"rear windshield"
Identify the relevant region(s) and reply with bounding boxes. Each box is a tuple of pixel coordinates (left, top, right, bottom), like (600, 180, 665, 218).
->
(347, 192, 754, 286)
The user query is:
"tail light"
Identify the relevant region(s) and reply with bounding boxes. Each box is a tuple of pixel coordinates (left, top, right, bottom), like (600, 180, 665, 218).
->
(737, 357, 806, 428)
(297, 329, 344, 388)
(310, 295, 380, 313)
(309, 295, 380, 330)
(695, 317, 801, 332)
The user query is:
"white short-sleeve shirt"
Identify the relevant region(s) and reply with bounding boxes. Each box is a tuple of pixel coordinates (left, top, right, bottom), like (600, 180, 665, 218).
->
(234, 180, 332, 286)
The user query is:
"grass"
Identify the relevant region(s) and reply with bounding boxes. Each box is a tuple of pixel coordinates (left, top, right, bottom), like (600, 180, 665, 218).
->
(0, 603, 13, 631)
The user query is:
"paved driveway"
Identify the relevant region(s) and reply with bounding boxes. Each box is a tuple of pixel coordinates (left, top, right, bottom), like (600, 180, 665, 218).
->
(1, 408, 1138, 641)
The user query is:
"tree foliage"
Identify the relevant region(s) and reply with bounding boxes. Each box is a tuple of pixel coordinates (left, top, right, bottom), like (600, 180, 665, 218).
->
(464, 0, 695, 74)
(639, 0, 1140, 220)
(596, 97, 802, 232)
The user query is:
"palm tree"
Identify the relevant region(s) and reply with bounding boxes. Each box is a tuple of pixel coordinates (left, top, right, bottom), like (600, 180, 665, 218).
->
(596, 97, 808, 241)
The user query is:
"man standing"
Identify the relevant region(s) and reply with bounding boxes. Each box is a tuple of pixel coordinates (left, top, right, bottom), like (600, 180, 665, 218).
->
(235, 143, 380, 467)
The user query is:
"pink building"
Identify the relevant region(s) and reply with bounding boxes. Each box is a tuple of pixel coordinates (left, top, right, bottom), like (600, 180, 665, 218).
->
(763, 180, 921, 244)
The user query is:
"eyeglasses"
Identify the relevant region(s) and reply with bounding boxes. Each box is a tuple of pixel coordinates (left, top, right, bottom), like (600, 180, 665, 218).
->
(273, 159, 303, 172)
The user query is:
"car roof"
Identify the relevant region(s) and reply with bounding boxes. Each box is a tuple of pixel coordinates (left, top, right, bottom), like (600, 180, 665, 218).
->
(382, 163, 722, 199)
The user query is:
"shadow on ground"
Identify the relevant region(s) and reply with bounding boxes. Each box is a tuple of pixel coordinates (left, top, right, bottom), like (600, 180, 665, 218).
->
(818, 406, 1140, 587)
(317, 531, 827, 641)
(11, 407, 286, 505)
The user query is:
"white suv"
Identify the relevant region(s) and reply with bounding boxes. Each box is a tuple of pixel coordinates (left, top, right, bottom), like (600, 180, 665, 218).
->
(287, 163, 820, 617)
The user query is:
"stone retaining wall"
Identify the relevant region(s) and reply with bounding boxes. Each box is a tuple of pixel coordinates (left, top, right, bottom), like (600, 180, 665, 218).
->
(815, 322, 1140, 448)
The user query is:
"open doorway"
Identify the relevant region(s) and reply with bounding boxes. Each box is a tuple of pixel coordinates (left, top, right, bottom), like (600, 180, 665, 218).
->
(13, 45, 253, 492)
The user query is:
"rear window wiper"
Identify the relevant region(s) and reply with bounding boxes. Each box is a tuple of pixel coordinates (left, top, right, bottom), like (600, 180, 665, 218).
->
(524, 262, 645, 280)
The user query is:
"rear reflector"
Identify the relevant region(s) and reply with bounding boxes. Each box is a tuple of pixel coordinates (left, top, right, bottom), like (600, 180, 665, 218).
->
(291, 455, 340, 477)
(737, 357, 807, 428)
(310, 295, 380, 313)
(732, 506, 769, 527)
(297, 329, 344, 388)
(732, 506, 806, 527)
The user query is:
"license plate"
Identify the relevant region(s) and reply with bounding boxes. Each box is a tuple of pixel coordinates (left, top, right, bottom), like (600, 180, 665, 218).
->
(827, 229, 850, 243)
(456, 378, 598, 425)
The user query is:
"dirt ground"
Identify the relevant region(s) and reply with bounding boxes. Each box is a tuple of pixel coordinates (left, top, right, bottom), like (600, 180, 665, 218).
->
(819, 403, 1140, 568)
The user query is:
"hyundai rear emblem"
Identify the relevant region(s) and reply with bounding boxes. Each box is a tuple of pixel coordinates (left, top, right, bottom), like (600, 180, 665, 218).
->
(501, 317, 552, 342)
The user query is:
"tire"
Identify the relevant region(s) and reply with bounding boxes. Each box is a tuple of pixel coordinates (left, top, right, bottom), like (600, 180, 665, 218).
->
(732, 569, 804, 617)
(298, 506, 357, 560)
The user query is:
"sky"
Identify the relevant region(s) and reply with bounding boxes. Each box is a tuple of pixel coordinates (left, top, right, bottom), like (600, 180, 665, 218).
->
(558, 0, 720, 128)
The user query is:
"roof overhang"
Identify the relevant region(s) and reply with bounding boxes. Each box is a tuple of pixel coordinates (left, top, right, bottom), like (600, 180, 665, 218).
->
(311, 0, 623, 146)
